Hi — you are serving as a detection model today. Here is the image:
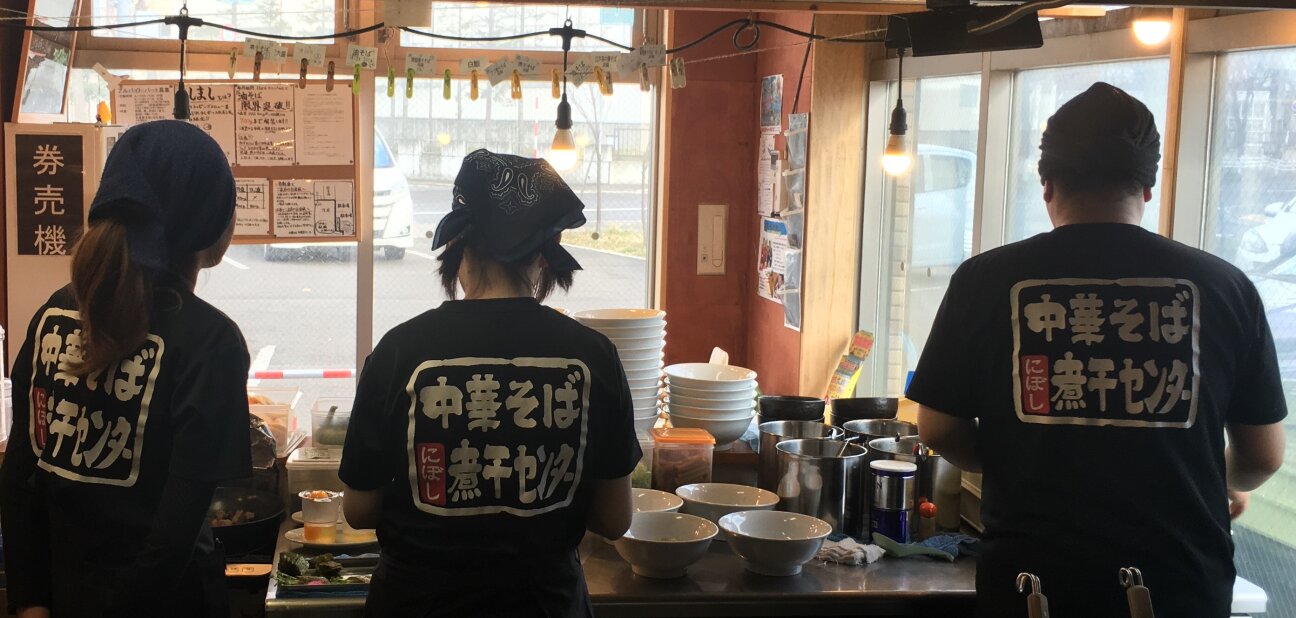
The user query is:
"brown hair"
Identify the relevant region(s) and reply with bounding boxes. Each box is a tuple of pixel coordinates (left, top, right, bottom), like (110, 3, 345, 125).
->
(437, 228, 574, 302)
(68, 220, 155, 377)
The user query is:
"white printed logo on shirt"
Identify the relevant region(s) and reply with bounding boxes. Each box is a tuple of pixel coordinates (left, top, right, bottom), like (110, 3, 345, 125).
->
(404, 357, 590, 517)
(29, 308, 164, 486)
(1011, 278, 1200, 428)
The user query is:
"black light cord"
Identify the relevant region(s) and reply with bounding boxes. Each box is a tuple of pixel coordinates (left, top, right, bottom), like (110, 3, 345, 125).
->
(791, 16, 815, 115)
(0, 17, 166, 31)
(209, 21, 384, 40)
(400, 26, 548, 43)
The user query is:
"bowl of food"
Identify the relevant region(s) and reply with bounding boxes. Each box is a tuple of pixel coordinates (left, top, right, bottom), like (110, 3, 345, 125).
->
(675, 483, 778, 534)
(719, 510, 832, 576)
(613, 512, 718, 578)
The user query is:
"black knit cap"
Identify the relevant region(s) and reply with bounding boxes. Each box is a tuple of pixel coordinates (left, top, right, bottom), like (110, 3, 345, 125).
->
(88, 120, 235, 271)
(1038, 82, 1162, 189)
(431, 149, 586, 271)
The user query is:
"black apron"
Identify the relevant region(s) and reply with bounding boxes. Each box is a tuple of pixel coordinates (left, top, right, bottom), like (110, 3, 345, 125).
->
(364, 549, 593, 618)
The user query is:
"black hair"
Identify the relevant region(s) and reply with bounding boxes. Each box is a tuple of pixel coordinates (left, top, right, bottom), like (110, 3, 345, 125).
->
(436, 225, 575, 301)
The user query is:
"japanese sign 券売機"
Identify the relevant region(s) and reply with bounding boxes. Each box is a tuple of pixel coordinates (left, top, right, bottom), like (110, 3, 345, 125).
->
(404, 357, 591, 517)
(15, 133, 84, 256)
(1011, 278, 1200, 429)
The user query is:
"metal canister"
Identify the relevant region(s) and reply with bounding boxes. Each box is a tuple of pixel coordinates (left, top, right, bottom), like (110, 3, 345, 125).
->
(843, 419, 917, 530)
(775, 438, 869, 537)
(870, 459, 917, 543)
(757, 421, 844, 492)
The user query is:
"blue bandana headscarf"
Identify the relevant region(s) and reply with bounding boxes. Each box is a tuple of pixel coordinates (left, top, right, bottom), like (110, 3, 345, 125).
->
(88, 120, 235, 271)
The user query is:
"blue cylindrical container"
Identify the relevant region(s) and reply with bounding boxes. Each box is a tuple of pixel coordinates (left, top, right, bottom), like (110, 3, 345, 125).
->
(870, 459, 917, 543)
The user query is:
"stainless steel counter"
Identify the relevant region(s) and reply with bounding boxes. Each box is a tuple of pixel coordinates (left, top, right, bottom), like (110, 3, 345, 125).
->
(265, 521, 976, 617)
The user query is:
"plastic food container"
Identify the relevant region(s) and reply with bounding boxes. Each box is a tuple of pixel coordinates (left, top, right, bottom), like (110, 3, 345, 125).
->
(650, 427, 714, 493)
(631, 436, 654, 489)
(248, 388, 302, 450)
(311, 398, 353, 447)
(285, 447, 344, 510)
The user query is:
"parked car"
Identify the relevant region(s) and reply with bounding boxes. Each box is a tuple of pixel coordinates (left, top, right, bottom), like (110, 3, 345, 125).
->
(264, 130, 414, 261)
(1235, 196, 1296, 272)
(910, 144, 976, 269)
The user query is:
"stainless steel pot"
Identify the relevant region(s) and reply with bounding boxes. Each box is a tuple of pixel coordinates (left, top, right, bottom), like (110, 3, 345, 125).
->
(774, 438, 868, 537)
(842, 419, 917, 532)
(757, 421, 844, 492)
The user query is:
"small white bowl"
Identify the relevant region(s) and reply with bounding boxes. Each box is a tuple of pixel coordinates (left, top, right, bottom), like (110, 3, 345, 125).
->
(667, 412, 754, 448)
(626, 368, 664, 383)
(574, 308, 666, 327)
(611, 336, 667, 351)
(675, 483, 778, 536)
(665, 382, 756, 401)
(633, 415, 660, 433)
(665, 388, 755, 407)
(665, 363, 757, 387)
(622, 357, 666, 372)
(596, 323, 667, 340)
(632, 396, 660, 412)
(613, 512, 717, 579)
(666, 396, 757, 413)
(619, 348, 665, 362)
(666, 402, 756, 422)
(633, 489, 684, 513)
(626, 376, 662, 389)
(719, 510, 832, 576)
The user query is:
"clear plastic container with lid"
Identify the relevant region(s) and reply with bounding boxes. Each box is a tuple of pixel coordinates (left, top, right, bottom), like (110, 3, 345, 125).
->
(650, 427, 714, 492)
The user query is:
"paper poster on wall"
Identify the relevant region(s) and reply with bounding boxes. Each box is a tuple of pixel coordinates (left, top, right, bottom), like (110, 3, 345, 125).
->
(760, 75, 784, 134)
(234, 178, 270, 235)
(115, 84, 175, 127)
(186, 84, 236, 163)
(14, 133, 84, 256)
(294, 85, 354, 166)
(273, 179, 355, 237)
(235, 84, 295, 166)
(757, 217, 789, 304)
(758, 134, 779, 216)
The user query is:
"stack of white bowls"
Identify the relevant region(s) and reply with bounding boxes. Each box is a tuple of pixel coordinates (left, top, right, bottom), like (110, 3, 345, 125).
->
(573, 309, 667, 433)
(662, 363, 758, 449)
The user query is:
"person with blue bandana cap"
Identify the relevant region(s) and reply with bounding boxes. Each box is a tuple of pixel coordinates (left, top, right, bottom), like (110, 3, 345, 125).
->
(339, 149, 639, 617)
(0, 120, 252, 618)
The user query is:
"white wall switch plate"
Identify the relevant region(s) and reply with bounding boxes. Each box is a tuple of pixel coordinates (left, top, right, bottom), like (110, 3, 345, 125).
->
(697, 203, 727, 275)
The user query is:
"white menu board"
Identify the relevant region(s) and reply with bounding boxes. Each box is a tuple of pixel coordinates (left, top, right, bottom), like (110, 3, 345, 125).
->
(186, 84, 236, 163)
(115, 84, 174, 126)
(235, 84, 295, 166)
(294, 85, 354, 166)
(234, 178, 270, 235)
(272, 179, 354, 237)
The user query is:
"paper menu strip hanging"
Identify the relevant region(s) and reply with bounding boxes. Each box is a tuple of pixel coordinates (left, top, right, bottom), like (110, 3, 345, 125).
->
(294, 85, 354, 166)
(234, 178, 270, 235)
(235, 84, 296, 166)
(115, 84, 174, 126)
(186, 84, 236, 164)
(273, 179, 355, 237)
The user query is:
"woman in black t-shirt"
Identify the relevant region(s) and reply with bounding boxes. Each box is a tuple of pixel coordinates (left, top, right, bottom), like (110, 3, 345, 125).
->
(340, 150, 639, 618)
(0, 121, 253, 618)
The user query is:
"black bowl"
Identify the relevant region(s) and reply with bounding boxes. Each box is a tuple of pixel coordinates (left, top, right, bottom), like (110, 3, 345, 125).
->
(829, 397, 899, 425)
(758, 395, 826, 422)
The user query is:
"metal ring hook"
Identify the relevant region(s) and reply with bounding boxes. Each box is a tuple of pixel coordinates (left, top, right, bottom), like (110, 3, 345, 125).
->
(1119, 567, 1144, 589)
(1017, 573, 1042, 595)
(733, 19, 761, 51)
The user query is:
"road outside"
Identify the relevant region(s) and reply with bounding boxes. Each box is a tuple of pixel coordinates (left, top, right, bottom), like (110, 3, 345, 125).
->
(197, 181, 650, 406)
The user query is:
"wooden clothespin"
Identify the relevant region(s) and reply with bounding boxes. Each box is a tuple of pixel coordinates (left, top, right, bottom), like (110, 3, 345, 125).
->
(406, 68, 416, 99)
(551, 68, 561, 99)
(510, 69, 522, 100)
(387, 67, 396, 98)
(443, 69, 453, 100)
(352, 63, 362, 95)
(469, 69, 480, 100)
(253, 51, 263, 81)
(670, 57, 687, 89)
(326, 61, 336, 92)
(640, 64, 651, 92)
(227, 48, 238, 79)
(299, 58, 309, 89)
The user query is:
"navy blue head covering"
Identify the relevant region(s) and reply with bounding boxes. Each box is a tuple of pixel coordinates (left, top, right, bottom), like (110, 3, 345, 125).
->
(431, 149, 586, 271)
(88, 120, 235, 271)
(1038, 82, 1162, 189)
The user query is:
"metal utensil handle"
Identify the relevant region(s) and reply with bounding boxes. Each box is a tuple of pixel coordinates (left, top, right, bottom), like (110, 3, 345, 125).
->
(1017, 573, 1050, 618)
(1121, 567, 1155, 618)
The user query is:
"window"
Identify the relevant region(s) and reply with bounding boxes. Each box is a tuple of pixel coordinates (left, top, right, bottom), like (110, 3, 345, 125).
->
(371, 76, 656, 343)
(1005, 59, 1170, 242)
(399, 4, 635, 52)
(1200, 46, 1296, 617)
(90, 0, 337, 42)
(879, 75, 981, 393)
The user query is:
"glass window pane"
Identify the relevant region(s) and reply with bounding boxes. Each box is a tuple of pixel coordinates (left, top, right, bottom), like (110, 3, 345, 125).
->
(1005, 59, 1170, 242)
(372, 78, 654, 343)
(880, 75, 981, 393)
(1201, 47, 1296, 616)
(399, 4, 634, 52)
(91, 0, 336, 42)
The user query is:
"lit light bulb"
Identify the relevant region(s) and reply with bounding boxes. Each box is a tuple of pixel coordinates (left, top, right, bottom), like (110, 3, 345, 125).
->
(549, 128, 578, 171)
(1132, 18, 1172, 46)
(882, 134, 912, 176)
(436, 132, 452, 146)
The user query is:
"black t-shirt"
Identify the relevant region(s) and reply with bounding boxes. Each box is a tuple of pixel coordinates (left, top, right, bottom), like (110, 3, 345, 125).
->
(339, 298, 641, 565)
(3, 282, 252, 608)
(908, 224, 1287, 617)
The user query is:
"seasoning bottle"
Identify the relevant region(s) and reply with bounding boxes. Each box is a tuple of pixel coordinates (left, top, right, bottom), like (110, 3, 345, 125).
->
(918, 499, 937, 540)
(871, 459, 917, 543)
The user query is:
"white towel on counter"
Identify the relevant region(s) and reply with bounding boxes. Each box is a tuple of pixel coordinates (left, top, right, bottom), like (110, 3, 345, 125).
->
(816, 537, 885, 566)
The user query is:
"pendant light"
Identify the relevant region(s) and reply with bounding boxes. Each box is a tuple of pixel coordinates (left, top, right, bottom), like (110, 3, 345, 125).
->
(1131, 8, 1173, 47)
(881, 48, 912, 177)
(549, 19, 581, 171)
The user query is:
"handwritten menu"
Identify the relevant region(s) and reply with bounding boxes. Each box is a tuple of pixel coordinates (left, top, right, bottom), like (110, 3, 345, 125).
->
(294, 85, 354, 166)
(234, 178, 270, 235)
(187, 84, 236, 163)
(272, 179, 354, 237)
(235, 84, 295, 166)
(115, 84, 174, 126)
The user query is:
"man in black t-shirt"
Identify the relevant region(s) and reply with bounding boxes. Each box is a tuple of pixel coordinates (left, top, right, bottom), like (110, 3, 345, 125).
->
(908, 83, 1286, 617)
